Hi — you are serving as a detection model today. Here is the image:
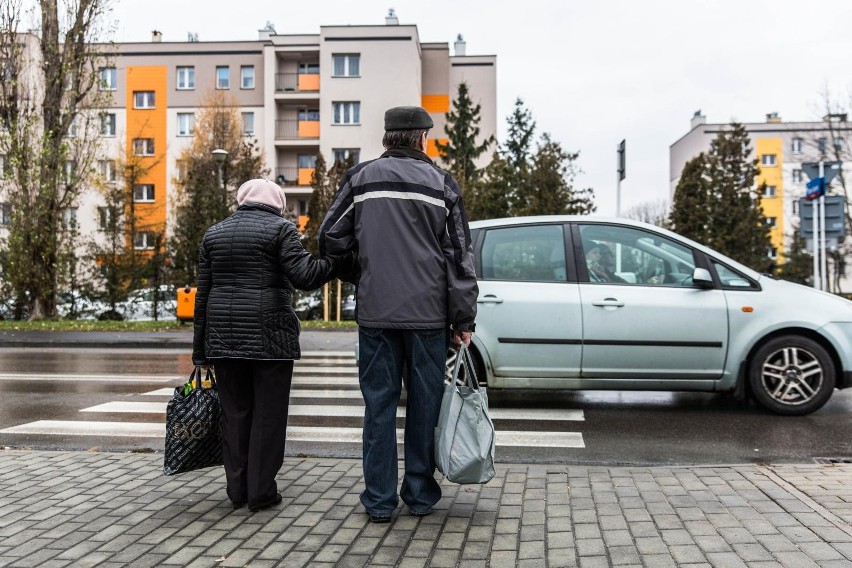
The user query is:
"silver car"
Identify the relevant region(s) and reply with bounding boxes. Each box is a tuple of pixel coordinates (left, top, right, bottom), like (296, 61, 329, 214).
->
(458, 216, 852, 415)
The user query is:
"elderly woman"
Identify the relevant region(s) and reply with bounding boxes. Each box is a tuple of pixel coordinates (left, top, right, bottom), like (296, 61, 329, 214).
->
(192, 178, 346, 512)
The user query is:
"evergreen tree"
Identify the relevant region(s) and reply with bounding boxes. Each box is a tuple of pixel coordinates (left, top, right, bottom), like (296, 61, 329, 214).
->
(434, 82, 492, 194)
(169, 91, 267, 286)
(303, 153, 346, 256)
(524, 133, 595, 216)
(776, 228, 813, 286)
(470, 152, 513, 221)
(669, 153, 710, 244)
(502, 98, 536, 213)
(705, 123, 772, 271)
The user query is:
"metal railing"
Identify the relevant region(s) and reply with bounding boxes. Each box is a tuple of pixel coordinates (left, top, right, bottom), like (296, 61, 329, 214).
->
(275, 167, 299, 186)
(275, 119, 319, 140)
(275, 73, 320, 92)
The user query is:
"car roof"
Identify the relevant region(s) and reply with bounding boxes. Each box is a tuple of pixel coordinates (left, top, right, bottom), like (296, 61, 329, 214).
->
(468, 216, 763, 281)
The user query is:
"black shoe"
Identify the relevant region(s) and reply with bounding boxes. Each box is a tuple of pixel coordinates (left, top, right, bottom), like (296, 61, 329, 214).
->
(249, 493, 282, 512)
(410, 508, 432, 517)
(368, 513, 392, 523)
(231, 501, 245, 510)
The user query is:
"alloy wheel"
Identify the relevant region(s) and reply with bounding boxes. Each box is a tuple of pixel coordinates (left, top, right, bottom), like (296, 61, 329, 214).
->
(760, 346, 824, 407)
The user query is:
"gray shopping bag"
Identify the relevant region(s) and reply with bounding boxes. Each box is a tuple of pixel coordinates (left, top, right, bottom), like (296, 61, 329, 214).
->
(434, 344, 496, 484)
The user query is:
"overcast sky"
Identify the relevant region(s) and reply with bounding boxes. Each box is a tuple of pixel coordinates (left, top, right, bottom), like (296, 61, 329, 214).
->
(112, 0, 852, 216)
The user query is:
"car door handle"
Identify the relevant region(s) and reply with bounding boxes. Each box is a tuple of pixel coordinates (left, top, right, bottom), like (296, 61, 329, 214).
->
(592, 298, 625, 308)
(478, 295, 504, 304)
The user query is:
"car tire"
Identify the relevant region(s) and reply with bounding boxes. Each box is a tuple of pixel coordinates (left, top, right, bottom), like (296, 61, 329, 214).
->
(97, 310, 124, 321)
(446, 345, 487, 387)
(748, 335, 835, 415)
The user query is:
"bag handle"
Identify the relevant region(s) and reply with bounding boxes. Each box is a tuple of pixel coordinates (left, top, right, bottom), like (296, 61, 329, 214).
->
(191, 366, 217, 389)
(451, 344, 481, 391)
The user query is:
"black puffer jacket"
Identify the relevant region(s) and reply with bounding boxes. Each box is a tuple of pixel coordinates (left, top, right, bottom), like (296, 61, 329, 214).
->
(192, 203, 339, 364)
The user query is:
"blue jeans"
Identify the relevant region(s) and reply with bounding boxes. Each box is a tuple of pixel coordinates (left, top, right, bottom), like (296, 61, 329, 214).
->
(358, 326, 448, 515)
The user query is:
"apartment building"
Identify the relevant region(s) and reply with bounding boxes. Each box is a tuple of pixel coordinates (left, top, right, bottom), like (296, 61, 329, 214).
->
(57, 14, 496, 252)
(670, 111, 852, 266)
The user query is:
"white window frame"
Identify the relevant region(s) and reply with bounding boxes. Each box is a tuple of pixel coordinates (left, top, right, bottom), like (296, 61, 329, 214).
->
(792, 169, 803, 184)
(133, 138, 155, 156)
(332, 148, 360, 165)
(332, 101, 360, 125)
(61, 207, 78, 231)
(133, 91, 155, 109)
(791, 137, 803, 154)
(761, 154, 777, 167)
(216, 66, 230, 89)
(332, 54, 360, 77)
(0, 202, 11, 225)
(177, 112, 195, 137)
(768, 246, 778, 260)
(834, 137, 845, 152)
(99, 67, 117, 91)
(763, 185, 777, 198)
(132, 184, 155, 203)
(766, 217, 777, 229)
(100, 113, 116, 137)
(133, 231, 156, 250)
(241, 112, 255, 136)
(98, 159, 117, 182)
(97, 206, 113, 231)
(240, 66, 255, 89)
(176, 66, 195, 90)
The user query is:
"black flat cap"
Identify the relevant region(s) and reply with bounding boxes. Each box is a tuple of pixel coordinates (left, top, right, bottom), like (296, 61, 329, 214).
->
(384, 106, 434, 131)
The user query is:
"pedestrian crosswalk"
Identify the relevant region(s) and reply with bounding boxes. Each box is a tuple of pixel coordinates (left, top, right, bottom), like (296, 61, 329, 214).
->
(0, 352, 586, 450)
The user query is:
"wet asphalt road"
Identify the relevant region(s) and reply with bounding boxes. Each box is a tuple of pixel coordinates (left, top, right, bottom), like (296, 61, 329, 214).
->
(0, 346, 851, 466)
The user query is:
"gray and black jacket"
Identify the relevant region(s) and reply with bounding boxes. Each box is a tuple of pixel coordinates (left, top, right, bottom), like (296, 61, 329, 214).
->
(319, 148, 478, 332)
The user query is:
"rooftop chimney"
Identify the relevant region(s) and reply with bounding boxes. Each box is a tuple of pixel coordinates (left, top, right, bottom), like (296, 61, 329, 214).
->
(258, 21, 276, 40)
(385, 8, 398, 25)
(454, 34, 466, 56)
(151, 30, 162, 43)
(766, 112, 781, 123)
(690, 110, 706, 130)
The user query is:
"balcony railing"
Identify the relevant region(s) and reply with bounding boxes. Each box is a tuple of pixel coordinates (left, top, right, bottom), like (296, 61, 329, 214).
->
(276, 167, 316, 186)
(275, 73, 320, 93)
(275, 119, 319, 140)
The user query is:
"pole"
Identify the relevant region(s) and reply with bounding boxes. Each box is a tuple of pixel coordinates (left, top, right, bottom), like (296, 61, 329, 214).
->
(812, 160, 823, 290)
(616, 175, 621, 218)
(323, 282, 329, 321)
(336, 280, 341, 322)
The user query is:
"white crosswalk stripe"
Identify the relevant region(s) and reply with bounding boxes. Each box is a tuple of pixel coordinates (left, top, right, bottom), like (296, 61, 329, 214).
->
(0, 355, 586, 449)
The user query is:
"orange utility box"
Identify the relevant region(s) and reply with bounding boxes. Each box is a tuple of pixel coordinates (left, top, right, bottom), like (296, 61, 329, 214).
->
(177, 286, 196, 321)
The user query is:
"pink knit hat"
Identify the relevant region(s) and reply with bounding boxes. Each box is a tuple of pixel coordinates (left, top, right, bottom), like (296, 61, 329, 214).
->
(236, 179, 286, 213)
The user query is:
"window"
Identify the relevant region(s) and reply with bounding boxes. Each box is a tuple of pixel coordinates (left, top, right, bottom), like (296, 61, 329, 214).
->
(298, 62, 319, 74)
(175, 160, 186, 182)
(792, 169, 803, 183)
(240, 66, 255, 89)
(64, 160, 77, 184)
(176, 66, 195, 90)
(241, 112, 254, 136)
(766, 217, 777, 229)
(0, 202, 10, 225)
(133, 184, 155, 202)
(763, 185, 776, 198)
(216, 66, 229, 89)
(713, 262, 757, 289)
(332, 54, 360, 77)
(133, 138, 155, 156)
(133, 231, 157, 250)
(791, 137, 803, 153)
(818, 137, 827, 154)
(61, 207, 77, 231)
(768, 246, 778, 260)
(100, 113, 116, 136)
(835, 137, 845, 152)
(97, 206, 113, 231)
(793, 200, 799, 216)
(0, 154, 5, 178)
(481, 224, 567, 282)
(298, 155, 317, 168)
(177, 112, 195, 136)
(99, 67, 117, 91)
(133, 91, 155, 109)
(332, 102, 360, 125)
(578, 224, 696, 286)
(298, 108, 320, 121)
(68, 115, 80, 137)
(98, 159, 117, 182)
(298, 200, 308, 216)
(333, 148, 360, 165)
(761, 154, 777, 167)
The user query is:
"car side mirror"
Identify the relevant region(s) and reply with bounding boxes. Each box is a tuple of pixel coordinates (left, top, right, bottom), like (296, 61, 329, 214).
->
(693, 267, 714, 289)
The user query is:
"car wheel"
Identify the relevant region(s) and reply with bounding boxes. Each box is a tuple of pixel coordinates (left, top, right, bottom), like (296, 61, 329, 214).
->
(748, 335, 835, 415)
(97, 310, 124, 321)
(445, 345, 487, 387)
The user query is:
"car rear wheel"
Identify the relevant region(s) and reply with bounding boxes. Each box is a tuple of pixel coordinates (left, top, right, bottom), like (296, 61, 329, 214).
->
(445, 345, 487, 387)
(748, 335, 835, 415)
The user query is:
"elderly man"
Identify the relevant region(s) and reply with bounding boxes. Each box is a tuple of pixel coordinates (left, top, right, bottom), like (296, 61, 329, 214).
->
(319, 106, 478, 522)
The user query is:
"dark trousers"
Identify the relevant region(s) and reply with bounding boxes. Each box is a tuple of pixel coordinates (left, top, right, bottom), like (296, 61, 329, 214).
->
(358, 327, 448, 515)
(214, 358, 293, 509)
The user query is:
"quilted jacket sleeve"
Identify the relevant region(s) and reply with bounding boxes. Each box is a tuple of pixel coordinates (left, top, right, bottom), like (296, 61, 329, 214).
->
(192, 236, 212, 364)
(279, 223, 341, 290)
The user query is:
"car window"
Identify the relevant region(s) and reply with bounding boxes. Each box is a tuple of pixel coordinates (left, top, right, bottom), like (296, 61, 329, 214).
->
(578, 224, 697, 286)
(713, 262, 758, 289)
(481, 224, 567, 282)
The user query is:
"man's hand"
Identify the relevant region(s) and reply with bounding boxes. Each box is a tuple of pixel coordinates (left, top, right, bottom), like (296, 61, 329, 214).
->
(200, 363, 213, 372)
(452, 330, 472, 347)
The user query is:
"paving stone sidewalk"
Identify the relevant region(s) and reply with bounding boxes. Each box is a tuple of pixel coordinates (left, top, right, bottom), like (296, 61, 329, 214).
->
(0, 450, 850, 568)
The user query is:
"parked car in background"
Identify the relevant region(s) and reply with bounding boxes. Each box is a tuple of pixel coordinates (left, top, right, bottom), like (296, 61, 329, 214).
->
(448, 215, 852, 415)
(293, 289, 322, 321)
(57, 285, 177, 321)
(341, 294, 356, 320)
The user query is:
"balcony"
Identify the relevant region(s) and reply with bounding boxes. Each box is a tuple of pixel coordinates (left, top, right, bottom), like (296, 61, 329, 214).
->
(275, 119, 319, 140)
(275, 73, 320, 93)
(275, 167, 316, 186)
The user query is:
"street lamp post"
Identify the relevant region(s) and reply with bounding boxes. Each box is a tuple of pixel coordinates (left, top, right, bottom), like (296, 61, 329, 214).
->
(211, 148, 228, 190)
